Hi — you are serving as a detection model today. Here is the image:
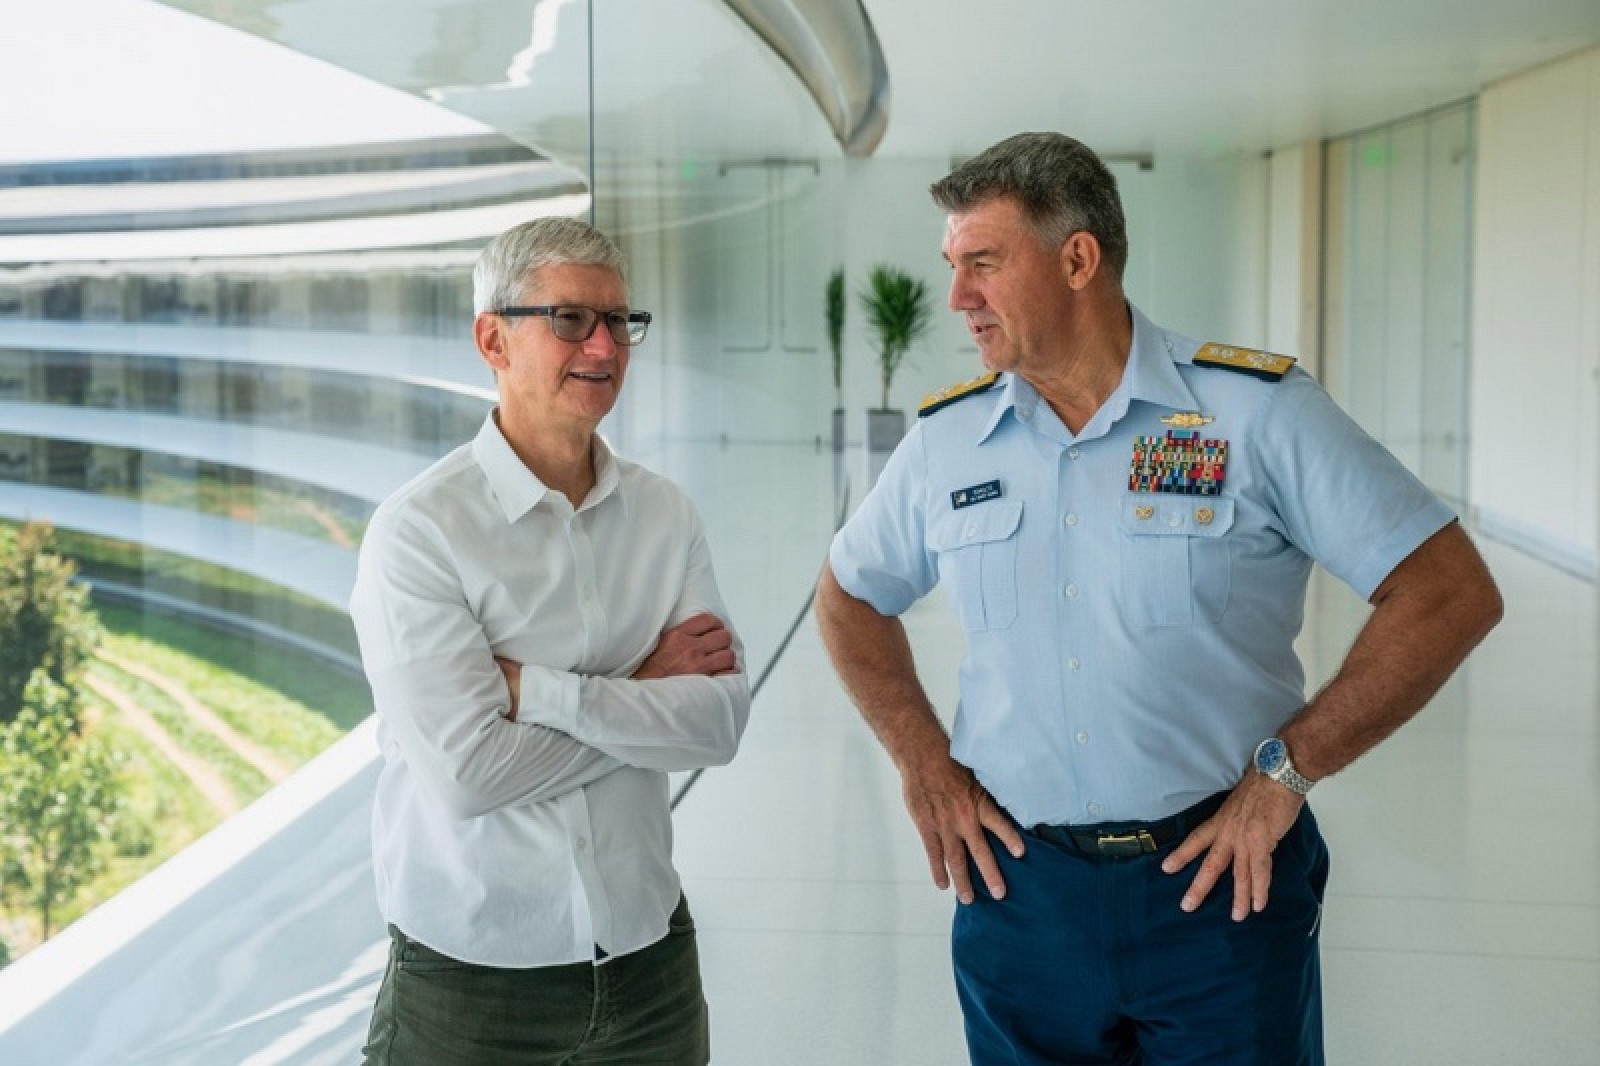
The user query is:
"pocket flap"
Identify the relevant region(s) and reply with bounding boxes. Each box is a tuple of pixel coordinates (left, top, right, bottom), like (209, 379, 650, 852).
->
(928, 499, 1024, 551)
(1118, 495, 1234, 537)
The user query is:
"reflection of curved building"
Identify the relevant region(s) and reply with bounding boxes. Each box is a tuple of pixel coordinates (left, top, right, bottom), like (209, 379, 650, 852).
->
(0, 134, 583, 659)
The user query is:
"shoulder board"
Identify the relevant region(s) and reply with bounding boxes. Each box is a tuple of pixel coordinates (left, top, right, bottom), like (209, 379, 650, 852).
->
(1193, 343, 1296, 382)
(918, 372, 1000, 417)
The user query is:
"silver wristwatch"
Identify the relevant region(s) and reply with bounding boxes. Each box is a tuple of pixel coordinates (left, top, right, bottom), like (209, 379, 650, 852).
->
(1253, 737, 1314, 795)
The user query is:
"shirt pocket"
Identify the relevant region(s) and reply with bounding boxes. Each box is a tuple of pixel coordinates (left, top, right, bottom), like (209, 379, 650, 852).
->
(928, 499, 1024, 632)
(1117, 495, 1234, 627)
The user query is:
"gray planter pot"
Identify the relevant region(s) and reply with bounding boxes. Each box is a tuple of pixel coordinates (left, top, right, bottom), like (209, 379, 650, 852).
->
(865, 408, 906, 453)
(831, 408, 846, 453)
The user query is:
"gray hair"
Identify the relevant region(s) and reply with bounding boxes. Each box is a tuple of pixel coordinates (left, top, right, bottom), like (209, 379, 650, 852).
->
(930, 132, 1129, 282)
(472, 215, 627, 313)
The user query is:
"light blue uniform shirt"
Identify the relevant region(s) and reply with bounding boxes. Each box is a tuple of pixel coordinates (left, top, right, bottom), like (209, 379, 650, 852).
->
(830, 305, 1455, 826)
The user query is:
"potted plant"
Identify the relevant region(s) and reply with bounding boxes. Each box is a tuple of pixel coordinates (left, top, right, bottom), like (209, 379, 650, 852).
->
(826, 268, 846, 452)
(859, 264, 933, 453)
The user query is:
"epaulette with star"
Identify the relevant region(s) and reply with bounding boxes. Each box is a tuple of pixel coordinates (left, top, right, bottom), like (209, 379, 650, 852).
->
(1193, 343, 1296, 382)
(918, 372, 1000, 417)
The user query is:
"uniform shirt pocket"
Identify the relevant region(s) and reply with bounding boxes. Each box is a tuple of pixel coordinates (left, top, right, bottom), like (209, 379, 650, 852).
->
(1117, 495, 1234, 627)
(927, 499, 1024, 632)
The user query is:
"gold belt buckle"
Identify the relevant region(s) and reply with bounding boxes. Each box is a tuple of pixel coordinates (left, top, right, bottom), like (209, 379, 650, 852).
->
(1096, 830, 1158, 856)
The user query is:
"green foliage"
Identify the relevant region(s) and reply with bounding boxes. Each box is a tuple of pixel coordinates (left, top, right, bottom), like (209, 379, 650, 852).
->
(110, 813, 155, 859)
(859, 265, 934, 410)
(0, 672, 127, 939)
(0, 930, 10, 969)
(0, 522, 102, 725)
(825, 268, 846, 405)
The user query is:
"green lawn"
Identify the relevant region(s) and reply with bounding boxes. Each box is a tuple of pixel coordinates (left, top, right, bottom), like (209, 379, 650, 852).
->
(95, 601, 371, 735)
(2, 599, 372, 959)
(88, 658, 269, 805)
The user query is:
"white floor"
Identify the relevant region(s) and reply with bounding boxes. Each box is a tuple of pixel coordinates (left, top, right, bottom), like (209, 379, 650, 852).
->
(0, 442, 1594, 1064)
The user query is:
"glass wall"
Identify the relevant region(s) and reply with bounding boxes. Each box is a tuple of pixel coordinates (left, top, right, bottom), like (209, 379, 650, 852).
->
(0, 124, 584, 973)
(0, 0, 856, 989)
(1323, 101, 1475, 504)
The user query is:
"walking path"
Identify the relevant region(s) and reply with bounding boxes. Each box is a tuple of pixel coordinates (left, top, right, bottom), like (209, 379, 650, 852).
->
(95, 649, 294, 784)
(83, 671, 239, 817)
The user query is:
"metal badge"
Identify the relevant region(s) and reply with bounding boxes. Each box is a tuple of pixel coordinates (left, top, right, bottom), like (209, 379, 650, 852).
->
(1195, 507, 1215, 526)
(951, 480, 1002, 510)
(1161, 411, 1214, 429)
(1134, 505, 1155, 521)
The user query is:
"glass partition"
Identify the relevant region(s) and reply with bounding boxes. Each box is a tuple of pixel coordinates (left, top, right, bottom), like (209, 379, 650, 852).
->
(1323, 101, 1475, 504)
(0, 12, 589, 982)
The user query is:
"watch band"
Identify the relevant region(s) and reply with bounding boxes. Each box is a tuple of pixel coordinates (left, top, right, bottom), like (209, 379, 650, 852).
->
(1270, 760, 1314, 795)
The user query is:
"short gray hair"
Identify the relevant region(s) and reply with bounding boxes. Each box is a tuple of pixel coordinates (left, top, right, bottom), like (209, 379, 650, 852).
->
(472, 215, 627, 313)
(930, 132, 1129, 282)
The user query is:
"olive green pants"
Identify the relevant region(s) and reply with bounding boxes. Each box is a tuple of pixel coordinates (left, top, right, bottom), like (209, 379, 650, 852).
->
(363, 896, 709, 1065)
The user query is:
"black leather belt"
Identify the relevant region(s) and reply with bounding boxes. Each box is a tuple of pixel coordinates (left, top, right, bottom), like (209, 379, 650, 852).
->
(1031, 791, 1229, 858)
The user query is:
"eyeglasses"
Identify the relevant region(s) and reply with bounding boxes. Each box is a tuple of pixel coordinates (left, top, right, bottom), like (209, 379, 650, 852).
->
(495, 305, 652, 346)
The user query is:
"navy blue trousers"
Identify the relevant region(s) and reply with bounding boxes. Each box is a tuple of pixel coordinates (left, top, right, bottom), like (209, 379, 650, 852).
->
(953, 804, 1329, 1066)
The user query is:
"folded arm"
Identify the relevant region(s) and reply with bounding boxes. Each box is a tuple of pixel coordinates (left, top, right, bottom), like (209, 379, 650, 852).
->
(506, 520, 752, 771)
(351, 511, 623, 821)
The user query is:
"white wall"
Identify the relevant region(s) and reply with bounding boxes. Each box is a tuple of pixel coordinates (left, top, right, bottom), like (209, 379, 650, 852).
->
(1471, 46, 1600, 577)
(1137, 151, 1270, 349)
(1266, 143, 1324, 376)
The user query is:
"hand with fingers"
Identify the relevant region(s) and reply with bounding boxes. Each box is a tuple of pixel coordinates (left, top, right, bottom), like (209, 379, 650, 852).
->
(1160, 773, 1304, 921)
(633, 611, 739, 680)
(900, 752, 1026, 904)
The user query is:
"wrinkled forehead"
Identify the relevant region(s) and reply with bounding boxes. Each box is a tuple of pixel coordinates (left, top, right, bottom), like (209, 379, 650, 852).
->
(941, 199, 1031, 261)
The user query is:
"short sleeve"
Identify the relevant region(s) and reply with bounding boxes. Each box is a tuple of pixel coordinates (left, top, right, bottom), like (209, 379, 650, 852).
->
(1258, 373, 1457, 599)
(828, 425, 939, 616)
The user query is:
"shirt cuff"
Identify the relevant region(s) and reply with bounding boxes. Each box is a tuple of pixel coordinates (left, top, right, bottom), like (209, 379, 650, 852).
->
(1345, 500, 1458, 600)
(519, 666, 582, 735)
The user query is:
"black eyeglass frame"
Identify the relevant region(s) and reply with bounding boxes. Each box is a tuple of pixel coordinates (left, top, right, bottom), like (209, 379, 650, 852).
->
(494, 305, 653, 346)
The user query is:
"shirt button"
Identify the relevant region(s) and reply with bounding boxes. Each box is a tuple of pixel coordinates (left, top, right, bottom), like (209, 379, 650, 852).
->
(1068, 657, 1081, 671)
(1067, 447, 1082, 460)
(1076, 731, 1089, 745)
(1063, 583, 1079, 599)
(1086, 801, 1102, 816)
(1063, 513, 1078, 527)
(575, 837, 589, 851)
(964, 525, 977, 539)
(1167, 514, 1183, 528)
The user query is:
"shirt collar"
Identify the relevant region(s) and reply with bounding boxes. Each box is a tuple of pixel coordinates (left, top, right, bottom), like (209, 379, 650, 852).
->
(976, 303, 1198, 445)
(1123, 303, 1199, 413)
(471, 410, 626, 524)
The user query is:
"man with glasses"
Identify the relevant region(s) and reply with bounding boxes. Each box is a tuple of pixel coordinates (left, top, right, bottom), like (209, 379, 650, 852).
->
(352, 215, 749, 1065)
(816, 133, 1502, 1064)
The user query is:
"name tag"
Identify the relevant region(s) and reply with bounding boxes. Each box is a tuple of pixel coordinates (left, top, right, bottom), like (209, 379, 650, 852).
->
(951, 480, 1002, 509)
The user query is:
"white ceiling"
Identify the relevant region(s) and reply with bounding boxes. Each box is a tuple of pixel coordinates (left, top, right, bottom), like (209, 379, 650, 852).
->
(156, 0, 1600, 166)
(868, 0, 1600, 158)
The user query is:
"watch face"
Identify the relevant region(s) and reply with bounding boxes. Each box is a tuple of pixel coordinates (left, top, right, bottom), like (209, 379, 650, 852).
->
(1256, 737, 1287, 775)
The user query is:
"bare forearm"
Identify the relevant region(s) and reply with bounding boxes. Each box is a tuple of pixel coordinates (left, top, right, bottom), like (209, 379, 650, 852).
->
(1284, 522, 1502, 780)
(816, 564, 947, 770)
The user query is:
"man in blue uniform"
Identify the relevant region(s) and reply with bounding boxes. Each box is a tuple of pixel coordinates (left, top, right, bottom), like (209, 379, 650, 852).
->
(815, 132, 1503, 1065)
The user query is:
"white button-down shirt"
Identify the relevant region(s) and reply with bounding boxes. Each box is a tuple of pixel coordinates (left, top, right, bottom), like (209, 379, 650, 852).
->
(350, 412, 750, 967)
